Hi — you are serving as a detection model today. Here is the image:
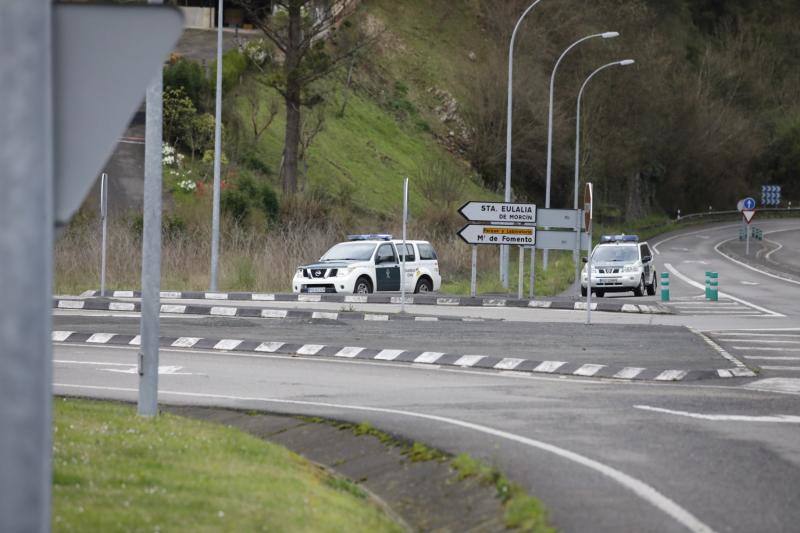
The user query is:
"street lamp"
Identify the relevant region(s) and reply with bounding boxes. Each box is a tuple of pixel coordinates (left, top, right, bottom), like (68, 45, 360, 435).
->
(543, 31, 618, 270)
(501, 0, 545, 289)
(572, 59, 635, 290)
(210, 0, 224, 291)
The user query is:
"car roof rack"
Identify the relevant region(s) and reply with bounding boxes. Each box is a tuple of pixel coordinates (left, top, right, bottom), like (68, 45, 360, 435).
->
(600, 234, 639, 243)
(347, 234, 393, 241)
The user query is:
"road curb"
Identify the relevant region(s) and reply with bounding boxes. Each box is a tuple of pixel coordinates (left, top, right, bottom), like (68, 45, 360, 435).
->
(53, 330, 754, 382)
(55, 298, 494, 323)
(81, 290, 671, 315)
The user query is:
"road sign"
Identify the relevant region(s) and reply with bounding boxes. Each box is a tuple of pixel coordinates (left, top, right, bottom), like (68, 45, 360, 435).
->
(536, 230, 590, 251)
(742, 197, 756, 210)
(537, 208, 579, 228)
(742, 209, 756, 224)
(458, 201, 536, 224)
(761, 185, 781, 206)
(458, 224, 535, 246)
(54, 4, 184, 227)
(583, 183, 593, 232)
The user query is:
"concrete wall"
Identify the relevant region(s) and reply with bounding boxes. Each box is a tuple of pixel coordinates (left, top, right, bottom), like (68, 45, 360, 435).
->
(180, 6, 213, 29)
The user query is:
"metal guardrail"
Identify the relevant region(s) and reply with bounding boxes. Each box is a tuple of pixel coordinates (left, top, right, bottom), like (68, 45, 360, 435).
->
(675, 207, 800, 223)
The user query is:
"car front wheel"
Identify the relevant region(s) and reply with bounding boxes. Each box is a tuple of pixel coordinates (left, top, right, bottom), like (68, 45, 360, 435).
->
(633, 275, 645, 297)
(646, 272, 657, 296)
(354, 276, 373, 294)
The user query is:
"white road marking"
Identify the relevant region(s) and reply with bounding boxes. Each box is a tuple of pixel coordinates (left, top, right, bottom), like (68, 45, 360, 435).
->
(534, 361, 567, 373)
(251, 293, 276, 301)
(573, 364, 605, 377)
(311, 312, 338, 320)
(129, 335, 141, 346)
(58, 300, 84, 309)
(414, 352, 444, 364)
(86, 333, 115, 344)
(210, 306, 237, 317)
(52, 331, 74, 342)
(334, 346, 364, 358)
(100, 365, 191, 375)
(109, 302, 136, 311)
(650, 223, 739, 255)
(731, 346, 800, 352)
(214, 339, 242, 351)
(760, 366, 800, 371)
(55, 359, 132, 367)
(364, 314, 389, 321)
(160, 291, 181, 298)
(614, 367, 646, 379)
(743, 356, 800, 361)
(414, 316, 438, 321)
(635, 405, 800, 424)
(204, 292, 228, 300)
(344, 295, 368, 303)
(53, 383, 717, 533)
(574, 302, 597, 311)
(740, 281, 760, 286)
(664, 263, 784, 317)
(744, 378, 800, 393)
(160, 304, 186, 314)
(297, 294, 322, 302)
(114, 290, 135, 298)
(255, 342, 284, 353)
(719, 339, 800, 344)
(528, 301, 552, 308)
(296, 344, 324, 356)
(261, 309, 288, 319)
(390, 296, 413, 304)
(494, 358, 525, 370)
(714, 234, 800, 286)
(453, 355, 485, 367)
(374, 349, 404, 361)
(436, 298, 460, 306)
(710, 332, 800, 337)
(687, 327, 749, 369)
(654, 370, 688, 381)
(172, 337, 201, 348)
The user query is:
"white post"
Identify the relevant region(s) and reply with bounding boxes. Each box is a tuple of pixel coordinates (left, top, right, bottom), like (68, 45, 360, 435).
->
(401, 177, 408, 312)
(209, 0, 224, 291)
(471, 245, 478, 297)
(543, 31, 618, 272)
(529, 246, 536, 299)
(502, 0, 543, 288)
(586, 228, 593, 325)
(0, 1, 53, 528)
(517, 246, 524, 299)
(100, 172, 108, 296)
(139, 0, 165, 417)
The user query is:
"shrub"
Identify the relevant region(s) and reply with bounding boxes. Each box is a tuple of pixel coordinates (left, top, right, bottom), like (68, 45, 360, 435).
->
(164, 57, 211, 112)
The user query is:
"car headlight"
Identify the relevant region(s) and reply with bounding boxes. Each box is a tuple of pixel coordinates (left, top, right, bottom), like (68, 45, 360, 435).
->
(295, 268, 303, 276)
(622, 264, 639, 273)
(336, 268, 353, 277)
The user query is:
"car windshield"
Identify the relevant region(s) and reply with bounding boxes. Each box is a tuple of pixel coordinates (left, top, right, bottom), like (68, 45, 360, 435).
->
(592, 246, 638, 263)
(320, 242, 376, 261)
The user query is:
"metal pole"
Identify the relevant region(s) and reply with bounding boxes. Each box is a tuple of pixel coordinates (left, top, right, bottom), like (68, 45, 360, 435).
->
(544, 32, 617, 272)
(401, 177, 408, 312)
(139, 0, 164, 417)
(471, 245, 477, 297)
(574, 209, 582, 295)
(209, 0, 224, 291)
(502, 0, 543, 288)
(0, 2, 53, 529)
(746, 222, 750, 256)
(586, 227, 593, 325)
(529, 246, 536, 299)
(100, 172, 108, 296)
(517, 246, 524, 299)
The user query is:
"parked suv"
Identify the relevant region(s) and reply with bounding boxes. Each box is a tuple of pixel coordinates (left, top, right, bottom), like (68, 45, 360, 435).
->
(580, 235, 656, 297)
(292, 234, 441, 294)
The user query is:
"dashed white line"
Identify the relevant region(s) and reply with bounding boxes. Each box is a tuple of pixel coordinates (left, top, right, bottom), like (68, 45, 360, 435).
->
(334, 346, 364, 358)
(574, 364, 604, 377)
(296, 344, 324, 356)
(453, 355, 485, 367)
(415, 352, 444, 364)
(172, 337, 201, 348)
(534, 361, 566, 373)
(214, 339, 243, 351)
(374, 349, 404, 361)
(635, 404, 800, 424)
(494, 358, 525, 370)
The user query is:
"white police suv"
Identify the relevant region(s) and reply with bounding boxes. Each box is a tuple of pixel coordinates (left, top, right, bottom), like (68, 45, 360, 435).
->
(292, 234, 442, 294)
(581, 235, 657, 297)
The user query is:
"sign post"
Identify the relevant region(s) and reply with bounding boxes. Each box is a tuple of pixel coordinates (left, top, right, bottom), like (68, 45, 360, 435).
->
(471, 245, 478, 297)
(401, 177, 408, 312)
(584, 183, 593, 325)
(100, 172, 109, 296)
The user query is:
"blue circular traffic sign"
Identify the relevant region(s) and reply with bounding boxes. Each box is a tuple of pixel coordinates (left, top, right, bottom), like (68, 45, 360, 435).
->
(743, 197, 756, 210)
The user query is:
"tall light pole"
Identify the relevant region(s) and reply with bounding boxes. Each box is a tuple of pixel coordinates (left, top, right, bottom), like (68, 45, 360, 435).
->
(572, 59, 635, 290)
(209, 0, 223, 291)
(501, 0, 544, 289)
(542, 31, 618, 271)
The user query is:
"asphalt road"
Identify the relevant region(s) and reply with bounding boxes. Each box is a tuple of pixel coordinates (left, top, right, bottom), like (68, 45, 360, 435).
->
(51, 218, 800, 532)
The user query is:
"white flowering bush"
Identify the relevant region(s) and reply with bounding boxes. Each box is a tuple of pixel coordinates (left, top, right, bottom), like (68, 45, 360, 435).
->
(241, 39, 271, 67)
(163, 143, 197, 196)
(177, 179, 196, 193)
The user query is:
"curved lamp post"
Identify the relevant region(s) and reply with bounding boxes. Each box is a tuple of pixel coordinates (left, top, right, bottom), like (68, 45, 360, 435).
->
(542, 31, 619, 270)
(572, 59, 635, 290)
(501, 0, 544, 288)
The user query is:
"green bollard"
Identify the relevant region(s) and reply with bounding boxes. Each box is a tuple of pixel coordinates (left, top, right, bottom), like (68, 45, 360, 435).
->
(709, 272, 719, 301)
(660, 272, 670, 302)
(705, 271, 712, 300)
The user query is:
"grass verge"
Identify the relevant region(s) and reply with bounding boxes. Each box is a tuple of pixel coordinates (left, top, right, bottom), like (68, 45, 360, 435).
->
(52, 398, 402, 532)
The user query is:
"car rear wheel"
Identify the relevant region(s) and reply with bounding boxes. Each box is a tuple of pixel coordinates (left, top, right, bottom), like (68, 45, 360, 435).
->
(633, 275, 645, 297)
(414, 277, 433, 293)
(354, 276, 373, 294)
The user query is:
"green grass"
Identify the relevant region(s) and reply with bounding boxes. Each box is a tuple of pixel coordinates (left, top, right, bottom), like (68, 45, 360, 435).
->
(52, 398, 402, 533)
(441, 249, 577, 297)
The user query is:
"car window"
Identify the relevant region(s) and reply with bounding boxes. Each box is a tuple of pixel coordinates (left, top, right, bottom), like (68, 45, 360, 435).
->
(375, 243, 397, 264)
(320, 242, 376, 261)
(398, 244, 415, 262)
(640, 244, 651, 260)
(418, 243, 437, 260)
(592, 246, 638, 263)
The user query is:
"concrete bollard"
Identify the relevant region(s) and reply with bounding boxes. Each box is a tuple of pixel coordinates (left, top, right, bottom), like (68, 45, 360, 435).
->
(660, 272, 670, 302)
(708, 272, 719, 301)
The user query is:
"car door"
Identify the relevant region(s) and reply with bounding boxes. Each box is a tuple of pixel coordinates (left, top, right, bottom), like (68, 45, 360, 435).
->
(374, 243, 400, 291)
(639, 244, 652, 281)
(398, 243, 417, 291)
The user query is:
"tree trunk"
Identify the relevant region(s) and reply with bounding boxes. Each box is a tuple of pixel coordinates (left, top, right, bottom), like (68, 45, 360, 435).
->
(281, 1, 303, 195)
(283, 97, 301, 194)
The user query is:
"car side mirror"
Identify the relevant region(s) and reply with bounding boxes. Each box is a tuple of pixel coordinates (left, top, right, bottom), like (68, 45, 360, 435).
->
(642, 255, 652, 263)
(581, 257, 588, 263)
